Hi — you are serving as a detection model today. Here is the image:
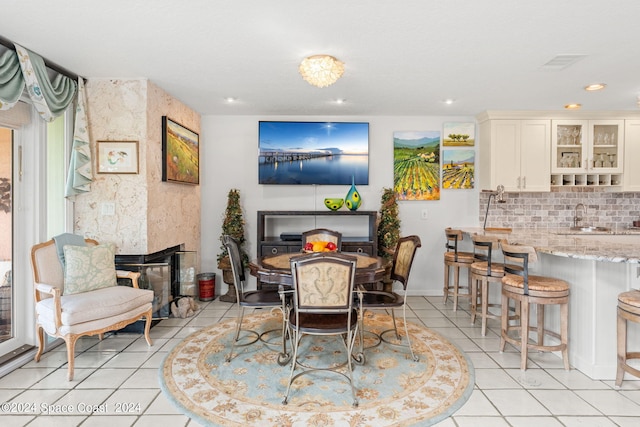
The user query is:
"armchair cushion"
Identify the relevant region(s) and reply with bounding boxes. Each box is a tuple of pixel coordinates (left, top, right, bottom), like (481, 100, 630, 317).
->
(36, 285, 154, 327)
(63, 244, 117, 295)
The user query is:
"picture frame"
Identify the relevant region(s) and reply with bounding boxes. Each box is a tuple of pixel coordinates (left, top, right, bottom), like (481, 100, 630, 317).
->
(162, 116, 200, 185)
(97, 141, 139, 174)
(443, 122, 475, 147)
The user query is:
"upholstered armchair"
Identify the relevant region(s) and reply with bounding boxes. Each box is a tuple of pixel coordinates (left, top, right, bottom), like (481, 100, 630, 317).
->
(30, 238, 154, 380)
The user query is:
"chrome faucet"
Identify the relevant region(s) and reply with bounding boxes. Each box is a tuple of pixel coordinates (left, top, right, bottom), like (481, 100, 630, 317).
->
(573, 203, 585, 227)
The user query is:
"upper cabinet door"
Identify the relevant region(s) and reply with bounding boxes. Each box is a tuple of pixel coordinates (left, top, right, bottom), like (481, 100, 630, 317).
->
(623, 120, 640, 191)
(519, 120, 550, 191)
(485, 119, 550, 192)
(552, 119, 623, 173)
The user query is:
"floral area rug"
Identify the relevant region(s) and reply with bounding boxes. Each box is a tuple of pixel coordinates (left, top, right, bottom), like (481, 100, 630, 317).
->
(159, 310, 474, 426)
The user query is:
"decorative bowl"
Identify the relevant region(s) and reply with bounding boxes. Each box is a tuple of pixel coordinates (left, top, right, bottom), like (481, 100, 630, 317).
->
(324, 198, 344, 211)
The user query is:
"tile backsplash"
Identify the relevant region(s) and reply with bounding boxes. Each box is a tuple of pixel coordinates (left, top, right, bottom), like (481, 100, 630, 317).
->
(480, 187, 640, 230)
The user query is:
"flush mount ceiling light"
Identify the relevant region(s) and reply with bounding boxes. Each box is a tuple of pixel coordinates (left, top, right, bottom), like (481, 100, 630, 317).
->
(299, 55, 344, 88)
(584, 83, 606, 91)
(564, 103, 582, 110)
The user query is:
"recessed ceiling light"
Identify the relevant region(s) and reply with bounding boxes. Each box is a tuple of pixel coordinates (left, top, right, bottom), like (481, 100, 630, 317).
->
(225, 97, 237, 103)
(564, 103, 582, 110)
(335, 98, 346, 104)
(584, 83, 606, 91)
(443, 99, 455, 105)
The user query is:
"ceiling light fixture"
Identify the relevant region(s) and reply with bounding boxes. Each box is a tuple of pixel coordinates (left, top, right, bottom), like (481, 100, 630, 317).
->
(443, 99, 455, 105)
(225, 97, 237, 103)
(299, 55, 344, 88)
(584, 83, 606, 91)
(335, 98, 346, 104)
(564, 103, 582, 110)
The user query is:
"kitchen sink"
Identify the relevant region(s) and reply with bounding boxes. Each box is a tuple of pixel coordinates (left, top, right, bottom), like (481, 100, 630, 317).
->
(568, 226, 611, 233)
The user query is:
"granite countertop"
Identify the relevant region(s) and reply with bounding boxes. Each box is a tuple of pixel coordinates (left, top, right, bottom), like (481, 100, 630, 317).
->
(459, 227, 640, 264)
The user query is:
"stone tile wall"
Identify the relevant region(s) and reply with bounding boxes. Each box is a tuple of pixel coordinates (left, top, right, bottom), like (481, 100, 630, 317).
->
(480, 187, 640, 230)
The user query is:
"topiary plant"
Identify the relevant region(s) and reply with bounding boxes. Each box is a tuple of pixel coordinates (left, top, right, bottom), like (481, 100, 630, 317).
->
(377, 187, 401, 260)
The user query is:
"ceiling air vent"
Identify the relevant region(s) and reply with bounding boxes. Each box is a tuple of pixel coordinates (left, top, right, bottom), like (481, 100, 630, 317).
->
(541, 54, 587, 71)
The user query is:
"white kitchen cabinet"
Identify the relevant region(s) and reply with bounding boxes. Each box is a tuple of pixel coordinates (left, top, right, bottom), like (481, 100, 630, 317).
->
(551, 119, 623, 187)
(478, 119, 550, 192)
(623, 120, 640, 191)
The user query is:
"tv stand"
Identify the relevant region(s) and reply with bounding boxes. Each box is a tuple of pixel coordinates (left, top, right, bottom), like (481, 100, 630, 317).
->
(257, 210, 378, 258)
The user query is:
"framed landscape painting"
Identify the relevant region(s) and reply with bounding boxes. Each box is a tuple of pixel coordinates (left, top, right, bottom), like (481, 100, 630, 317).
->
(443, 122, 475, 147)
(442, 149, 475, 189)
(162, 116, 199, 185)
(393, 131, 440, 200)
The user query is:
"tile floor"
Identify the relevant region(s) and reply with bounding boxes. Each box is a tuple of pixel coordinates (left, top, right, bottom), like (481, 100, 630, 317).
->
(0, 296, 639, 426)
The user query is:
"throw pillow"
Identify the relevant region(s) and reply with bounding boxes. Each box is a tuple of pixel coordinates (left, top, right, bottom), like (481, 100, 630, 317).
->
(63, 243, 117, 295)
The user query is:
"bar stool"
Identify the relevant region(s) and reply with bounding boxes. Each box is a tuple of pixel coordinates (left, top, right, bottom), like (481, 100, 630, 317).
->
(616, 290, 640, 386)
(469, 235, 516, 336)
(443, 228, 474, 311)
(500, 242, 570, 371)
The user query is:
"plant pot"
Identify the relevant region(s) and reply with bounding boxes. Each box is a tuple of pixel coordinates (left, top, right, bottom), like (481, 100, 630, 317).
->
(217, 256, 237, 303)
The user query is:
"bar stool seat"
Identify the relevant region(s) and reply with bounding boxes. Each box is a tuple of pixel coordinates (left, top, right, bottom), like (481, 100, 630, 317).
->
(616, 290, 640, 386)
(443, 228, 474, 311)
(500, 243, 570, 371)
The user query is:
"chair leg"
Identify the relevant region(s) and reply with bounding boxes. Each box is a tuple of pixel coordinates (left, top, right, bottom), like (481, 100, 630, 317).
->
(34, 324, 45, 363)
(226, 306, 245, 362)
(470, 275, 478, 325)
(561, 301, 570, 370)
(453, 266, 460, 311)
(500, 292, 509, 352)
(391, 308, 400, 340)
(65, 335, 80, 381)
(616, 310, 626, 387)
(143, 309, 153, 346)
(537, 304, 545, 347)
(520, 301, 530, 371)
(283, 330, 302, 405)
(481, 279, 489, 336)
(402, 304, 418, 362)
(443, 264, 450, 304)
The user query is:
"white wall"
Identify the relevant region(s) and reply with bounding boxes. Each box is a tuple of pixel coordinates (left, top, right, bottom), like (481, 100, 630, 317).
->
(201, 115, 480, 296)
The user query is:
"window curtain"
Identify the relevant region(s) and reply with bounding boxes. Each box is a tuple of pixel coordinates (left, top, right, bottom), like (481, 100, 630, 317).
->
(0, 43, 93, 196)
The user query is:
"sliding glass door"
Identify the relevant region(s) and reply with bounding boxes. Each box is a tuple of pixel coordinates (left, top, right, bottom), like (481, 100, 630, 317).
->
(0, 104, 72, 368)
(0, 128, 12, 348)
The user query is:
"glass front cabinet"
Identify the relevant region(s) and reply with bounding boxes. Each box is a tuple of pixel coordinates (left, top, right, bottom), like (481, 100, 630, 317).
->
(551, 119, 623, 187)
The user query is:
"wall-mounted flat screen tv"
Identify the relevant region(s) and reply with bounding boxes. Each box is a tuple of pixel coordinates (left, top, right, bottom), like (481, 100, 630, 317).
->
(258, 121, 369, 185)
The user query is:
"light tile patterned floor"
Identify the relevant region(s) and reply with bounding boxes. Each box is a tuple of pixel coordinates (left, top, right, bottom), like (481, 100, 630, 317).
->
(0, 296, 639, 426)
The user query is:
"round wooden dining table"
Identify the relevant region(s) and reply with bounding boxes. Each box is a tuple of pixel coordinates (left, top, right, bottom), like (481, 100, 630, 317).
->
(249, 251, 389, 288)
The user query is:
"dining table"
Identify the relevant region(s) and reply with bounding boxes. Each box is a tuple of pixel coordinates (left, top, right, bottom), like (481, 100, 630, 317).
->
(249, 251, 389, 289)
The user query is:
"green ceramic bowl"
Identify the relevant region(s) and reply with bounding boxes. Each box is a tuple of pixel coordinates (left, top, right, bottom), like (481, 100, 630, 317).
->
(324, 198, 344, 211)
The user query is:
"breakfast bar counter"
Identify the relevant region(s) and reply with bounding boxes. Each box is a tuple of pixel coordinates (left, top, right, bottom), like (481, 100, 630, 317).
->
(457, 227, 640, 380)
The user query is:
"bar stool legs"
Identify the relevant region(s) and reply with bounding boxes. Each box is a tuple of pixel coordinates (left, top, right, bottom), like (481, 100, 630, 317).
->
(616, 290, 640, 387)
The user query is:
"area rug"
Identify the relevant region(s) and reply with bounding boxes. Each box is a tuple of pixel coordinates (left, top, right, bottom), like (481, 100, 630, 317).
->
(159, 310, 474, 426)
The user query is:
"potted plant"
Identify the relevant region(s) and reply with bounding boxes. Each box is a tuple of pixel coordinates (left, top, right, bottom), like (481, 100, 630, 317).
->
(217, 189, 249, 303)
(377, 188, 401, 291)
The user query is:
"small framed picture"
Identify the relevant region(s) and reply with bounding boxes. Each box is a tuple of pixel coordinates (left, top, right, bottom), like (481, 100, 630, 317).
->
(97, 141, 139, 174)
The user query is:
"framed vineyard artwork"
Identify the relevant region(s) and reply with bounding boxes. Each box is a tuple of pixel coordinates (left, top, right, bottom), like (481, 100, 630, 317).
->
(443, 122, 475, 147)
(442, 149, 475, 189)
(393, 131, 440, 200)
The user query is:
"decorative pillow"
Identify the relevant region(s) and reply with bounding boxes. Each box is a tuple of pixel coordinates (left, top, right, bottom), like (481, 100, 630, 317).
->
(63, 243, 117, 295)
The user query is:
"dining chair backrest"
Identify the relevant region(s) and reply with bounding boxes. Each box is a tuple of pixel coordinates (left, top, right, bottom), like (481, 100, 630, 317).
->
(223, 235, 247, 295)
(390, 235, 422, 291)
(290, 252, 356, 314)
(302, 228, 343, 250)
(501, 242, 538, 296)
